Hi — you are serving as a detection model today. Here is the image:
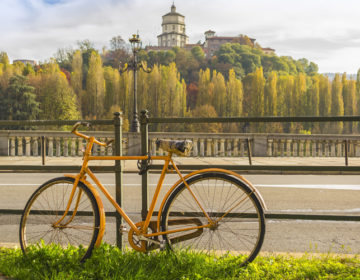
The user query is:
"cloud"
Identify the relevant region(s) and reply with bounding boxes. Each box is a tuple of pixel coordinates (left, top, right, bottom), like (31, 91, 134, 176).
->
(0, 0, 359, 73)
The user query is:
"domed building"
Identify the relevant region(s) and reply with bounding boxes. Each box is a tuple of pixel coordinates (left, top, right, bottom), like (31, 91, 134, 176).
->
(157, 4, 189, 48)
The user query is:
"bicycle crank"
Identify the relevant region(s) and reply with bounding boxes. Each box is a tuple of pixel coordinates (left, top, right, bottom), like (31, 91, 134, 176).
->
(128, 221, 160, 252)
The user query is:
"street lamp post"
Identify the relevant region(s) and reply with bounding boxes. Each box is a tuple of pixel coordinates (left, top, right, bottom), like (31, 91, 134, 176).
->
(119, 34, 152, 132)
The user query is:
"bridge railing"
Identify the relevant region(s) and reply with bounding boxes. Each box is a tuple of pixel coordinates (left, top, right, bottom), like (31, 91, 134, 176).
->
(2, 131, 360, 158)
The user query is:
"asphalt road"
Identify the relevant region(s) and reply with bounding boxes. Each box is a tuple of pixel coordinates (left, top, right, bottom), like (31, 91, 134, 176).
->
(1, 173, 360, 255)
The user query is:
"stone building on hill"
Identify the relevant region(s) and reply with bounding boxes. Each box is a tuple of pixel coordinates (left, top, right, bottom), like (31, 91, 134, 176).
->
(157, 3, 189, 48)
(147, 4, 275, 57)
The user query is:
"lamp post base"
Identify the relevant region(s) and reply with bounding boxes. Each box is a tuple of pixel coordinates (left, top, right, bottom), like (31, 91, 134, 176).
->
(131, 117, 140, 133)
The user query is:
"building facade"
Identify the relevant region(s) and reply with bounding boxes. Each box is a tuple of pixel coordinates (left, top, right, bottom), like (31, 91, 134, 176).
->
(157, 4, 189, 48)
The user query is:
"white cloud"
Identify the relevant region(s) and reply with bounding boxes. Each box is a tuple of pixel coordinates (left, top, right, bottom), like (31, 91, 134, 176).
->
(0, 0, 359, 73)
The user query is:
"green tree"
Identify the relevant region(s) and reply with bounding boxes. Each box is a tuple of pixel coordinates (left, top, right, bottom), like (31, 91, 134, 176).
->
(0, 75, 40, 126)
(191, 46, 205, 62)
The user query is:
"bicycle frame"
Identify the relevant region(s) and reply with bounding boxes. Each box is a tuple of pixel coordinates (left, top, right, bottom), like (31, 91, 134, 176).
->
(54, 135, 213, 245)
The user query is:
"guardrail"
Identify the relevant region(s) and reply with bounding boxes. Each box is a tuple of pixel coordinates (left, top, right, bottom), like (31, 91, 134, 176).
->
(1, 113, 360, 249)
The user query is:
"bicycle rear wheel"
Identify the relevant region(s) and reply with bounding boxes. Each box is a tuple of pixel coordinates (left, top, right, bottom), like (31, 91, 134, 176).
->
(161, 172, 265, 266)
(19, 177, 100, 262)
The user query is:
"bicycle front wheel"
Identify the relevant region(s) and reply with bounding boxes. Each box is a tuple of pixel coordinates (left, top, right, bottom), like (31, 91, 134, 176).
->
(161, 172, 265, 266)
(19, 177, 100, 262)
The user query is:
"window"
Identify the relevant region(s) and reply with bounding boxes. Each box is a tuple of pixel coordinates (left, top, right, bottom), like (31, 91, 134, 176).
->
(173, 25, 175, 31)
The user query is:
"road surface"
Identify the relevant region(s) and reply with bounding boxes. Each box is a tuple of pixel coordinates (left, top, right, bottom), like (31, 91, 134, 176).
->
(1, 173, 360, 255)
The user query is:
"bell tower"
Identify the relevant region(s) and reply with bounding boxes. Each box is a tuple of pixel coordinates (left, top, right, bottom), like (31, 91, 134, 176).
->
(157, 4, 189, 48)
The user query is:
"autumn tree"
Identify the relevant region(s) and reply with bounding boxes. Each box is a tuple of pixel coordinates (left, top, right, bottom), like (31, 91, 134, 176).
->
(212, 70, 226, 116)
(103, 35, 129, 68)
(226, 69, 243, 116)
(197, 69, 213, 107)
(0, 52, 13, 90)
(330, 74, 344, 133)
(103, 66, 120, 114)
(85, 51, 105, 118)
(71, 50, 83, 97)
(342, 76, 357, 133)
(242, 67, 265, 132)
(190, 104, 222, 133)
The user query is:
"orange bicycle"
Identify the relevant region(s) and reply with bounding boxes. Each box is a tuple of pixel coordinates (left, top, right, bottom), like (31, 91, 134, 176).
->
(19, 122, 266, 266)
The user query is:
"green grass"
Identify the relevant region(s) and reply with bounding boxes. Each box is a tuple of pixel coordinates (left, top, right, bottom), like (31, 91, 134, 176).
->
(0, 244, 360, 280)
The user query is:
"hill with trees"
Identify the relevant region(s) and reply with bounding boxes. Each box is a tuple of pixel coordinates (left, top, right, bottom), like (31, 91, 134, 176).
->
(0, 36, 359, 134)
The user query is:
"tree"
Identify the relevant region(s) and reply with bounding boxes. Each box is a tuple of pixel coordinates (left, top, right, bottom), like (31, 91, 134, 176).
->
(0, 52, 13, 90)
(226, 69, 243, 117)
(85, 51, 105, 118)
(330, 74, 344, 133)
(212, 70, 226, 116)
(71, 50, 83, 97)
(342, 77, 357, 133)
(103, 36, 129, 68)
(39, 72, 80, 122)
(110, 35, 126, 50)
(197, 69, 213, 107)
(191, 46, 205, 62)
(242, 67, 265, 132)
(54, 46, 74, 71)
(307, 75, 320, 132)
(190, 104, 222, 133)
(264, 71, 277, 116)
(103, 66, 120, 114)
(0, 75, 40, 126)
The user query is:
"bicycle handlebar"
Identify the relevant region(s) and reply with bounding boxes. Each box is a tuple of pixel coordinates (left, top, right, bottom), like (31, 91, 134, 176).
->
(71, 122, 111, 147)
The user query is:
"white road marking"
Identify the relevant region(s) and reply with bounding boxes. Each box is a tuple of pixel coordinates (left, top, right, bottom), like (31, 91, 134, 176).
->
(255, 184, 360, 190)
(1, 183, 360, 190)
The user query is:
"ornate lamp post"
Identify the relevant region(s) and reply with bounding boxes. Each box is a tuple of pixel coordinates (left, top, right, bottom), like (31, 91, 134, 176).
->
(120, 34, 152, 132)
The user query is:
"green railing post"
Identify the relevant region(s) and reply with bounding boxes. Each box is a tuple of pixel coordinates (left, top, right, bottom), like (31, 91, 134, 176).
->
(140, 110, 149, 221)
(114, 112, 123, 249)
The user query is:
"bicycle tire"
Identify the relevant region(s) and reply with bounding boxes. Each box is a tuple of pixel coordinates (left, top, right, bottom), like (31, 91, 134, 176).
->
(19, 177, 100, 262)
(160, 172, 265, 266)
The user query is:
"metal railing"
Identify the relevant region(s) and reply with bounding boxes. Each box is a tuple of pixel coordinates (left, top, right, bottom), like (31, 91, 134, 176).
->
(1, 113, 360, 249)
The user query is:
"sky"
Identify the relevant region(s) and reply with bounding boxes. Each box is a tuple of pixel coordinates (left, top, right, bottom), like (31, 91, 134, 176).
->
(0, 0, 359, 74)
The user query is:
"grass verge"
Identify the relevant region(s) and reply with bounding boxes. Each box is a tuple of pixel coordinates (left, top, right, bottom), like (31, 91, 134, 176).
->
(0, 244, 359, 280)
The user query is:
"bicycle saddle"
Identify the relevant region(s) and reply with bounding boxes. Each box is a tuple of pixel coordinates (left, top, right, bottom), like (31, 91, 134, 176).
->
(156, 139, 193, 156)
